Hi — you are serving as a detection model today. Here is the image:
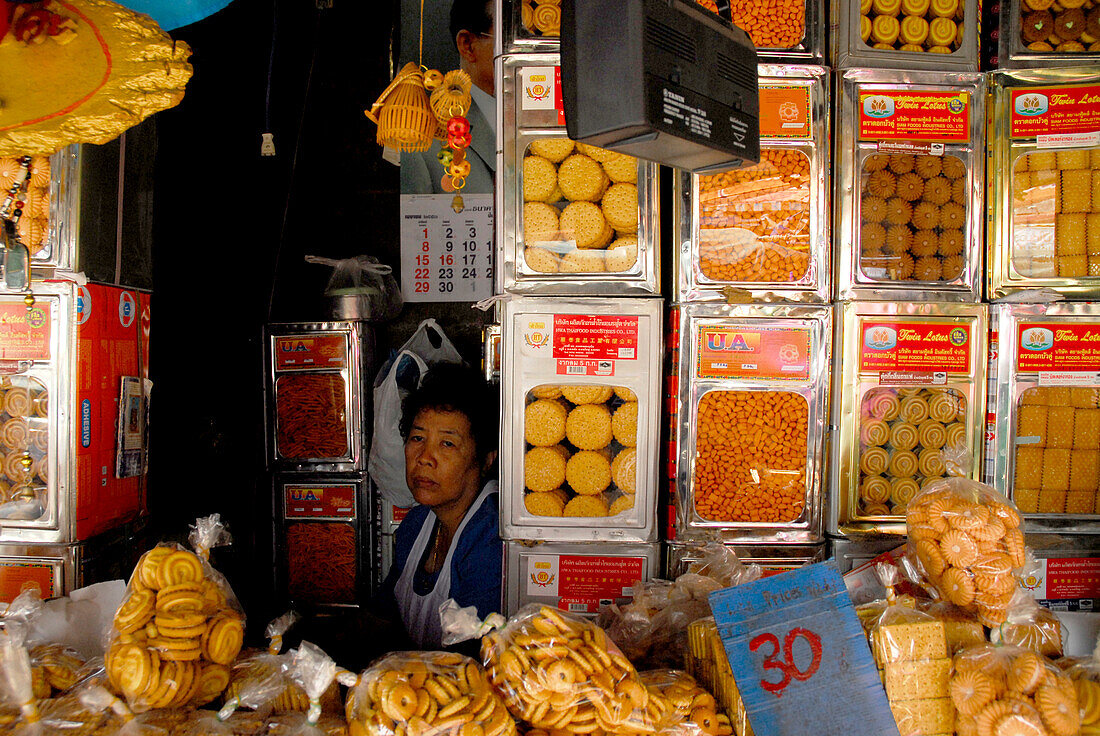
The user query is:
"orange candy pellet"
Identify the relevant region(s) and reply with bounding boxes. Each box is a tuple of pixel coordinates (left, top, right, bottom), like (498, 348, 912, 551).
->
(694, 0, 806, 48)
(692, 390, 809, 523)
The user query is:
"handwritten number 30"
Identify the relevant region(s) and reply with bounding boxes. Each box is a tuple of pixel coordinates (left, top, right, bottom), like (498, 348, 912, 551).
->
(748, 628, 823, 698)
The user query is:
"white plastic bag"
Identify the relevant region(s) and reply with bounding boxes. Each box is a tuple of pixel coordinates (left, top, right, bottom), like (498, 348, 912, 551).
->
(368, 319, 462, 506)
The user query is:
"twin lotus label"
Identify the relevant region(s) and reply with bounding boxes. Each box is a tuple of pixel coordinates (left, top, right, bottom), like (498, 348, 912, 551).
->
(1010, 84, 1100, 139)
(858, 90, 970, 142)
(859, 321, 971, 374)
(1017, 322, 1100, 373)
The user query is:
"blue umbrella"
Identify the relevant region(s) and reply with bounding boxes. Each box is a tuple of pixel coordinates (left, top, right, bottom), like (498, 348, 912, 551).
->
(115, 0, 236, 30)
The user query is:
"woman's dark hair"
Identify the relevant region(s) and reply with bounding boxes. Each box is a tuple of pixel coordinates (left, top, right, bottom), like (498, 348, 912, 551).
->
(449, 0, 492, 48)
(400, 362, 499, 468)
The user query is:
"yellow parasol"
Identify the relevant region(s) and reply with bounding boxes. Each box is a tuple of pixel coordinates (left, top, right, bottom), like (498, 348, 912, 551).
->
(0, 0, 193, 156)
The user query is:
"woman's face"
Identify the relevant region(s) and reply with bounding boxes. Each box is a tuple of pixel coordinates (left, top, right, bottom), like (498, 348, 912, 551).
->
(404, 408, 486, 511)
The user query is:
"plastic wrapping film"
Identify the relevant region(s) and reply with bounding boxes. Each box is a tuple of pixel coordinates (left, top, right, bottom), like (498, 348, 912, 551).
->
(499, 54, 660, 296)
(1066, 639, 1100, 735)
(103, 515, 244, 712)
(831, 0, 979, 69)
(987, 66, 1100, 300)
(949, 642, 1080, 736)
(481, 605, 661, 734)
(346, 651, 514, 736)
(829, 301, 987, 536)
(905, 478, 1026, 627)
(676, 65, 830, 303)
(988, 302, 1100, 533)
(597, 544, 760, 671)
(500, 297, 660, 542)
(638, 669, 732, 736)
(676, 304, 831, 543)
(835, 69, 985, 302)
(998, 0, 1100, 68)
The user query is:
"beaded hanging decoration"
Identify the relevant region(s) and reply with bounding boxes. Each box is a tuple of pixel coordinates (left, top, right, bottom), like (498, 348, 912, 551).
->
(0, 156, 37, 311)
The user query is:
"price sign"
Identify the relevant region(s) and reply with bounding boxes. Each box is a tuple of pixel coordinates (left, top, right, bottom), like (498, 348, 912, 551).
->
(709, 563, 899, 736)
(400, 194, 494, 303)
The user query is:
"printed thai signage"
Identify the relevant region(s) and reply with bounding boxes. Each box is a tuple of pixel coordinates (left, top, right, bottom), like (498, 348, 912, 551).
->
(0, 303, 50, 361)
(1017, 322, 1100, 373)
(284, 484, 356, 519)
(859, 321, 971, 374)
(696, 325, 811, 380)
(1010, 85, 1100, 140)
(859, 90, 970, 142)
(274, 335, 347, 371)
(760, 85, 811, 139)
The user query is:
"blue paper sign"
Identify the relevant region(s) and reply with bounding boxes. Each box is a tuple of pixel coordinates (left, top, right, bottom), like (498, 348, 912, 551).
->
(709, 563, 900, 736)
(117, 0, 236, 31)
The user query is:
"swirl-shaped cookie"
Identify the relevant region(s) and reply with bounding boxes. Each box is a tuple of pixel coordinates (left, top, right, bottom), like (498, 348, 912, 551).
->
(867, 391, 901, 421)
(156, 550, 205, 589)
(862, 475, 892, 503)
(202, 614, 244, 666)
(917, 420, 947, 449)
(889, 422, 919, 451)
(899, 395, 930, 424)
(890, 478, 920, 507)
(860, 446, 890, 476)
(928, 391, 959, 422)
(3, 388, 29, 417)
(889, 449, 919, 478)
(861, 418, 890, 447)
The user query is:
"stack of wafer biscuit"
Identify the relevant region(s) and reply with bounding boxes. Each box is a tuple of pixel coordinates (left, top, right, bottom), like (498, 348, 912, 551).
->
(685, 618, 752, 736)
(105, 544, 244, 710)
(522, 139, 640, 275)
(870, 617, 954, 736)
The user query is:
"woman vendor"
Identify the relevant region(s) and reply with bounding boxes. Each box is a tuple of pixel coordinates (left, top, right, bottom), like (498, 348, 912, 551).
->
(378, 362, 502, 649)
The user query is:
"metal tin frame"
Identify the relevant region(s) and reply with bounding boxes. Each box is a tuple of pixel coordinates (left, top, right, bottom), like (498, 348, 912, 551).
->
(987, 67, 1100, 301)
(275, 472, 370, 610)
(675, 304, 832, 544)
(664, 541, 826, 578)
(832, 0, 979, 70)
(0, 283, 74, 545)
(264, 322, 369, 472)
(829, 301, 988, 537)
(503, 540, 659, 617)
(500, 297, 661, 542)
(988, 303, 1100, 534)
(483, 324, 502, 383)
(498, 54, 661, 296)
(835, 69, 985, 302)
(496, 0, 560, 56)
(998, 0, 1100, 69)
(675, 65, 830, 303)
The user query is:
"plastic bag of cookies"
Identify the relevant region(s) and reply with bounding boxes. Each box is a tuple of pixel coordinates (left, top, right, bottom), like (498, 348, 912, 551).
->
(949, 642, 1080, 736)
(481, 605, 658, 735)
(105, 514, 245, 712)
(262, 642, 344, 736)
(79, 683, 176, 736)
(637, 670, 732, 736)
(905, 478, 1025, 627)
(345, 650, 514, 736)
(987, 589, 1064, 658)
(1066, 640, 1100, 736)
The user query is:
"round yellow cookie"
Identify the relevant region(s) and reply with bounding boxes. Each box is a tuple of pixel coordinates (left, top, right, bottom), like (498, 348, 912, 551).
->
(566, 450, 612, 495)
(526, 399, 568, 446)
(560, 249, 605, 272)
(612, 402, 638, 446)
(524, 201, 560, 245)
(609, 493, 635, 516)
(525, 491, 566, 517)
(601, 153, 638, 184)
(605, 237, 638, 272)
(524, 155, 558, 202)
(561, 385, 613, 404)
(566, 404, 613, 450)
(557, 154, 606, 202)
(611, 447, 637, 493)
(525, 446, 568, 492)
(601, 183, 638, 233)
(559, 201, 607, 249)
(524, 246, 561, 273)
(529, 138, 575, 163)
(564, 494, 609, 517)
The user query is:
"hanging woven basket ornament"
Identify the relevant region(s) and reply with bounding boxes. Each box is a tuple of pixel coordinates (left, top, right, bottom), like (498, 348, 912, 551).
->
(364, 62, 437, 153)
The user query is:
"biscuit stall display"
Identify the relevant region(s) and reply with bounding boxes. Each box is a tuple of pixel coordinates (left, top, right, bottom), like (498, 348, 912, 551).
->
(675, 65, 831, 303)
(831, 0, 979, 70)
(998, 0, 1100, 68)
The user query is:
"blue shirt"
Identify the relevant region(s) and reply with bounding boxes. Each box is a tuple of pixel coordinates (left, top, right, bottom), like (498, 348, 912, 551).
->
(381, 485, 503, 623)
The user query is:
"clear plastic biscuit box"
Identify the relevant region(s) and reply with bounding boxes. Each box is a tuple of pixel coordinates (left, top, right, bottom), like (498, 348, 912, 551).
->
(500, 297, 661, 542)
(497, 54, 660, 296)
(832, 0, 979, 70)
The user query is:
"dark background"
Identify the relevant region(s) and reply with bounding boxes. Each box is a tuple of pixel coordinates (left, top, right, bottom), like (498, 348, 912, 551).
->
(145, 0, 489, 646)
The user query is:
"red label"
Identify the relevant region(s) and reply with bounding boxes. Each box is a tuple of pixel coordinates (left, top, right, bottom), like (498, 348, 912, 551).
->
(1044, 558, 1100, 599)
(1017, 322, 1100, 373)
(274, 335, 347, 370)
(1010, 85, 1100, 139)
(697, 326, 810, 380)
(284, 484, 356, 519)
(859, 321, 972, 374)
(556, 555, 644, 614)
(858, 91, 970, 142)
(556, 358, 617, 376)
(0, 303, 50, 360)
(0, 561, 55, 602)
(391, 505, 410, 523)
(553, 315, 639, 360)
(555, 67, 565, 126)
(759, 85, 811, 139)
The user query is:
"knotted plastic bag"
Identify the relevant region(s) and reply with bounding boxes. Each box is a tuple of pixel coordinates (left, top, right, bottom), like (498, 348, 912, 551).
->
(304, 255, 402, 321)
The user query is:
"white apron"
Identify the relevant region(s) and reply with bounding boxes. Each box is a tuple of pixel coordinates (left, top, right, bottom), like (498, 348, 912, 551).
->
(394, 484, 495, 648)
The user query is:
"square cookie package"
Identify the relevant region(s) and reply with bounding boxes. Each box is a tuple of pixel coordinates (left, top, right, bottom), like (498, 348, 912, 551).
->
(832, 0, 979, 70)
(674, 303, 832, 544)
(836, 69, 985, 302)
(496, 0, 561, 56)
(829, 301, 988, 536)
(987, 66, 1100, 299)
(987, 302, 1100, 532)
(675, 65, 831, 303)
(498, 54, 660, 296)
(999, 0, 1100, 69)
(500, 297, 661, 542)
